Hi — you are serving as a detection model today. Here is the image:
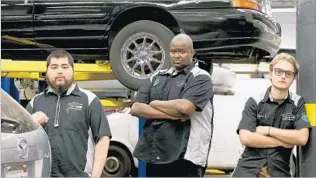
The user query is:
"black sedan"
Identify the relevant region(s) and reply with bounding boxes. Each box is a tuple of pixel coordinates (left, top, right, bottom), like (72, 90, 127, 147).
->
(1, 0, 281, 90)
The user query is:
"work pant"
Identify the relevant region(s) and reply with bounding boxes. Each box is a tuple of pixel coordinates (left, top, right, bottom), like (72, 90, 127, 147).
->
(232, 166, 271, 177)
(146, 159, 206, 177)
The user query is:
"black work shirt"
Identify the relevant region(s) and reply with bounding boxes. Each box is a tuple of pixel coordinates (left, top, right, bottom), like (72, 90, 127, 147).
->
(26, 84, 112, 177)
(132, 62, 214, 166)
(234, 87, 311, 177)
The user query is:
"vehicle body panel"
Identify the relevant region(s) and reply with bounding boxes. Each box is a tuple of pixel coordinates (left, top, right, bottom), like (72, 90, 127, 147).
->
(1, 0, 36, 59)
(106, 112, 140, 167)
(1, 0, 281, 62)
(1, 89, 52, 177)
(33, 0, 114, 58)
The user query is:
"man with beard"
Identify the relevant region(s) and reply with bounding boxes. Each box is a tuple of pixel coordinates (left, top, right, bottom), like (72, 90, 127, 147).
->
(26, 49, 112, 177)
(232, 53, 311, 177)
(130, 34, 214, 177)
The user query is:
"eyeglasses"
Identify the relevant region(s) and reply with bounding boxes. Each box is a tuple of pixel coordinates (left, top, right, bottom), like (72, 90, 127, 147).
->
(274, 68, 295, 78)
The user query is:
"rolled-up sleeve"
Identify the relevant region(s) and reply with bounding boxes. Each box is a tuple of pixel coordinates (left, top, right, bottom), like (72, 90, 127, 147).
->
(294, 97, 312, 129)
(89, 97, 112, 143)
(237, 97, 258, 134)
(181, 74, 213, 111)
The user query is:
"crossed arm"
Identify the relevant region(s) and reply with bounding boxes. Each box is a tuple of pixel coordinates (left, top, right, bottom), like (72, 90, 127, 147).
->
(130, 74, 212, 120)
(238, 97, 310, 148)
(255, 126, 309, 146)
(239, 128, 308, 148)
(130, 99, 196, 120)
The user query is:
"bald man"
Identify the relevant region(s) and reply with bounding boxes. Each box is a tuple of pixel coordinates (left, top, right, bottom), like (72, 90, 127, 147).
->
(131, 34, 214, 177)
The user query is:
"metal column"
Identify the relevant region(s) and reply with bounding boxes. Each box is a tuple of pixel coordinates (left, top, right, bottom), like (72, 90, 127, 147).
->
(296, 0, 316, 177)
(138, 118, 146, 177)
(1, 78, 20, 101)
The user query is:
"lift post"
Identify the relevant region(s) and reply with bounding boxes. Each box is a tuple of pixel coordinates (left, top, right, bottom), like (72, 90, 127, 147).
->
(296, 0, 316, 176)
(1, 78, 19, 101)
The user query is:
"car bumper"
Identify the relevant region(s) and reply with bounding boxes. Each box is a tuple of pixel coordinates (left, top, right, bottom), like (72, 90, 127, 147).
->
(1, 128, 51, 177)
(172, 8, 281, 58)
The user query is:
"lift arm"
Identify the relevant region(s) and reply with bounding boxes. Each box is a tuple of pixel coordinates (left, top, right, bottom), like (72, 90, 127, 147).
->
(1, 60, 116, 81)
(1, 59, 130, 107)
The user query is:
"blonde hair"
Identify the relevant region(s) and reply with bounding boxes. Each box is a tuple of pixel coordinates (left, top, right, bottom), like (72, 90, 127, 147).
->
(269, 53, 300, 76)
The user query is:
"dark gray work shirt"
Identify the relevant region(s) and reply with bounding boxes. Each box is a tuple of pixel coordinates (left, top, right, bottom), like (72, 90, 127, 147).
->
(132, 62, 214, 167)
(234, 87, 311, 177)
(26, 83, 112, 177)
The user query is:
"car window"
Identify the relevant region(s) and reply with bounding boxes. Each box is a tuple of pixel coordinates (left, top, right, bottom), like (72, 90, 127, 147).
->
(1, 89, 39, 133)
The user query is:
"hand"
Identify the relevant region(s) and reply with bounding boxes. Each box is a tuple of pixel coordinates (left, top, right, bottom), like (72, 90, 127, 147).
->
(31, 111, 49, 125)
(256, 126, 270, 136)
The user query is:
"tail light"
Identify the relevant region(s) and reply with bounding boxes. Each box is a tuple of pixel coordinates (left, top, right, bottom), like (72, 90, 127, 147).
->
(231, 0, 260, 10)
(231, 0, 273, 17)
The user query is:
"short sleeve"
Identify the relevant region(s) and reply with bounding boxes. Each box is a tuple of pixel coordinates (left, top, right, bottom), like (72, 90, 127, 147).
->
(26, 97, 36, 114)
(132, 79, 151, 105)
(294, 97, 312, 129)
(26, 103, 34, 114)
(89, 97, 112, 143)
(181, 74, 213, 111)
(237, 97, 258, 134)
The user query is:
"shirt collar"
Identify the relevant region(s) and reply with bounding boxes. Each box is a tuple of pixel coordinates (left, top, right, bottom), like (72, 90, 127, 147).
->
(263, 86, 290, 103)
(166, 62, 195, 76)
(45, 83, 81, 96)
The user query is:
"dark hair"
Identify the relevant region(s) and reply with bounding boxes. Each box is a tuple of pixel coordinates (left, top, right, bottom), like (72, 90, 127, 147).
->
(46, 49, 74, 68)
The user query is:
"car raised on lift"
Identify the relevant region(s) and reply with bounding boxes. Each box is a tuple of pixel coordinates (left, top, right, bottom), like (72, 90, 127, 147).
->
(1, 0, 281, 90)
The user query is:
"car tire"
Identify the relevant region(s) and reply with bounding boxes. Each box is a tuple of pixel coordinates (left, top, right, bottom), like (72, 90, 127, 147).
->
(102, 145, 132, 177)
(109, 20, 174, 91)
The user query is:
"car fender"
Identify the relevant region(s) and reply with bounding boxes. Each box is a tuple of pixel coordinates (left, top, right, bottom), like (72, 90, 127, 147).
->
(106, 112, 139, 167)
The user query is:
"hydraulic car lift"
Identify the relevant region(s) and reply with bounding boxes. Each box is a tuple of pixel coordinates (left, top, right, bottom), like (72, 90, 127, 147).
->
(1, 59, 131, 107)
(1, 59, 115, 81)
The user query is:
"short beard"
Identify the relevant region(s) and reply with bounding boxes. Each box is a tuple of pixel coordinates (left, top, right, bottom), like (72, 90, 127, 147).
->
(47, 77, 73, 95)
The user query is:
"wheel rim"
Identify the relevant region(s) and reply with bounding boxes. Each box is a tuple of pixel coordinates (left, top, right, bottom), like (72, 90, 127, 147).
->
(120, 32, 166, 79)
(105, 156, 120, 173)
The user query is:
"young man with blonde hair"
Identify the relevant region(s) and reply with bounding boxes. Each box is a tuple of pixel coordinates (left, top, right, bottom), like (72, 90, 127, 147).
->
(232, 53, 311, 177)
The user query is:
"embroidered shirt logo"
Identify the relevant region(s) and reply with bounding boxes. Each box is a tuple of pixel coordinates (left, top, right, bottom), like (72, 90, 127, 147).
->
(176, 81, 185, 87)
(281, 113, 295, 121)
(300, 112, 310, 122)
(67, 102, 83, 111)
(257, 114, 266, 120)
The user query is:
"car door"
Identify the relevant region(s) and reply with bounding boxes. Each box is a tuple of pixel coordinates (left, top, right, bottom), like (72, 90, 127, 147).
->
(33, 0, 113, 60)
(1, 0, 36, 60)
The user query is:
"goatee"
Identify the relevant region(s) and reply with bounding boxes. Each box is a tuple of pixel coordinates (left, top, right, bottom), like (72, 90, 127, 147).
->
(47, 78, 73, 95)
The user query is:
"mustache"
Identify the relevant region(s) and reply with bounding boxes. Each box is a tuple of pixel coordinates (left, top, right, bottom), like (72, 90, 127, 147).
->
(55, 76, 65, 79)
